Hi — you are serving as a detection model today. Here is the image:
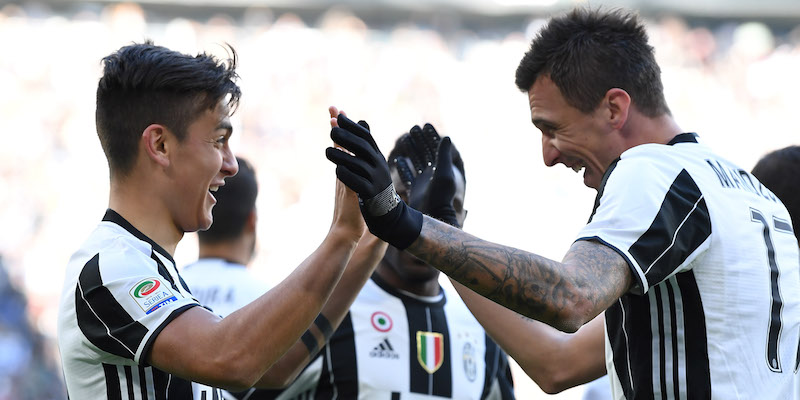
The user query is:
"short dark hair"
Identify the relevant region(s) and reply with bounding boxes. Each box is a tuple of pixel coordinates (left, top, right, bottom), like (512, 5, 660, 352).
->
(96, 41, 241, 176)
(198, 157, 258, 244)
(752, 146, 800, 240)
(515, 7, 670, 117)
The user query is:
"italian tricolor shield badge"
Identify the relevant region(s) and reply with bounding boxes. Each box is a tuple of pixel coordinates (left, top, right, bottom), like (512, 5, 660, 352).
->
(416, 331, 444, 374)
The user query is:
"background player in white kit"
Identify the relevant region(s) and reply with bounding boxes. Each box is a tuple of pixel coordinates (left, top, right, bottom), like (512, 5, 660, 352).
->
(325, 7, 800, 399)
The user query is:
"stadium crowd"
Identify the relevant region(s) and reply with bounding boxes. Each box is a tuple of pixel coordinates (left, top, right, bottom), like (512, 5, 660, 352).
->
(1, 2, 799, 398)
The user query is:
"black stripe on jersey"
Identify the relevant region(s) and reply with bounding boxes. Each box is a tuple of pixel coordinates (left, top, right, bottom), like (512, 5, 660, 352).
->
(104, 209, 175, 265)
(139, 366, 148, 400)
(124, 365, 135, 399)
(665, 282, 681, 398)
(481, 334, 515, 400)
(606, 293, 655, 400)
(403, 293, 452, 397)
(587, 158, 620, 224)
(315, 313, 358, 399)
(654, 286, 668, 397)
(676, 271, 711, 398)
(151, 252, 181, 293)
(152, 368, 168, 400)
(76, 254, 149, 359)
(103, 363, 122, 400)
(628, 169, 711, 289)
(481, 333, 499, 399)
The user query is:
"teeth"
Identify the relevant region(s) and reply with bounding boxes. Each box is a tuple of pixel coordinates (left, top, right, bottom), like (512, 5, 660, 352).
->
(209, 186, 219, 192)
(571, 165, 583, 173)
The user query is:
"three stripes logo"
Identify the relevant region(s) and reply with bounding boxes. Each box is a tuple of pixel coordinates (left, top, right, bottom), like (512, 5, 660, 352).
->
(416, 331, 444, 374)
(370, 338, 399, 359)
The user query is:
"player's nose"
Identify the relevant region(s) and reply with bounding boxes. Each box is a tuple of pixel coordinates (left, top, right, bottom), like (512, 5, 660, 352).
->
(222, 147, 239, 178)
(542, 135, 560, 167)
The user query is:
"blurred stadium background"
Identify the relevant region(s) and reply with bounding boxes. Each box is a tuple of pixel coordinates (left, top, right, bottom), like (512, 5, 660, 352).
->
(1, 0, 798, 398)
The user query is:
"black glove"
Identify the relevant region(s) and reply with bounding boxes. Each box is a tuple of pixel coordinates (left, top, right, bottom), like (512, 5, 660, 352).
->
(408, 136, 459, 227)
(392, 123, 460, 228)
(394, 123, 441, 177)
(326, 114, 423, 249)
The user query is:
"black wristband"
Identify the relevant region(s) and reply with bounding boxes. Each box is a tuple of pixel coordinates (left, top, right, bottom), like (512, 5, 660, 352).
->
(314, 314, 333, 340)
(300, 330, 319, 356)
(362, 200, 423, 250)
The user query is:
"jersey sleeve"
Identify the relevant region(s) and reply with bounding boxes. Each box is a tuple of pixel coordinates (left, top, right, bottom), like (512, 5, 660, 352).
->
(576, 155, 712, 295)
(74, 242, 201, 364)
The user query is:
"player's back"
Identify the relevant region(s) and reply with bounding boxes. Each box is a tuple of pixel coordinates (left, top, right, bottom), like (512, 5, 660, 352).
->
(674, 141, 800, 398)
(606, 136, 800, 398)
(180, 258, 268, 318)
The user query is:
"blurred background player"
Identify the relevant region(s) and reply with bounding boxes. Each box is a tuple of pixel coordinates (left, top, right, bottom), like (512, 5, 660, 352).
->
(752, 145, 800, 243)
(181, 155, 387, 398)
(271, 115, 515, 399)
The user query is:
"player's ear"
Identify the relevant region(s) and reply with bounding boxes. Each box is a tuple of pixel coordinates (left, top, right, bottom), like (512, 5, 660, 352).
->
(142, 124, 171, 168)
(245, 208, 257, 234)
(604, 88, 631, 130)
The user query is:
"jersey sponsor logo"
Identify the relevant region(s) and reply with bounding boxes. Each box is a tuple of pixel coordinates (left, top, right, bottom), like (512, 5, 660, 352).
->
(370, 338, 400, 359)
(129, 278, 177, 314)
(371, 311, 393, 332)
(416, 331, 444, 374)
(462, 342, 477, 382)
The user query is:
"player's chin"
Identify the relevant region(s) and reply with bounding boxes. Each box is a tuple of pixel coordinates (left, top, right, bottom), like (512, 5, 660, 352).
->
(186, 208, 214, 233)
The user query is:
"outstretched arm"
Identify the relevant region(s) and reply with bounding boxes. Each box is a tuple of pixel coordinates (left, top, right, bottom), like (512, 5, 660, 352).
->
(450, 278, 606, 393)
(252, 232, 387, 388)
(148, 175, 366, 391)
(412, 220, 631, 332)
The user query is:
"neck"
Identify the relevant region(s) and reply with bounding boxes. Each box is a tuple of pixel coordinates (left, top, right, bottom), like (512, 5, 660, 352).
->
(622, 112, 683, 148)
(375, 263, 441, 297)
(109, 177, 182, 256)
(198, 238, 253, 266)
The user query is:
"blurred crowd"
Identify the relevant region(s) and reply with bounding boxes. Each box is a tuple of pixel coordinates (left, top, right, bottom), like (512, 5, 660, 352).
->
(1, 2, 798, 398)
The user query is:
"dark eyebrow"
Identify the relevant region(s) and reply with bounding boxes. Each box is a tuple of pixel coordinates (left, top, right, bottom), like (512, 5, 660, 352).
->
(216, 121, 233, 135)
(532, 118, 556, 131)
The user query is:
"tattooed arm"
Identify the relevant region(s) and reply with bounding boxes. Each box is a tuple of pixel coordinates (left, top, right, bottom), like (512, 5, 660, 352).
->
(408, 217, 632, 332)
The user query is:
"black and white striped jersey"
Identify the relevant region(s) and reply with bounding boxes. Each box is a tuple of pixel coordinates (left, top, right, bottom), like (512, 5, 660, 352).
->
(577, 133, 800, 399)
(239, 274, 514, 400)
(58, 209, 215, 399)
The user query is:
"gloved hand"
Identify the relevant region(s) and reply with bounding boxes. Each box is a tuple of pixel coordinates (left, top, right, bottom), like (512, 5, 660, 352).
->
(326, 114, 423, 249)
(408, 136, 459, 227)
(392, 124, 460, 228)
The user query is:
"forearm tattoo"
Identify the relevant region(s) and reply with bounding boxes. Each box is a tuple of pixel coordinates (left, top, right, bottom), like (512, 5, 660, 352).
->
(407, 218, 630, 327)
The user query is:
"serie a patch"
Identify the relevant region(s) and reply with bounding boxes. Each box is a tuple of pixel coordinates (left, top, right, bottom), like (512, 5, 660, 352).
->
(129, 278, 178, 315)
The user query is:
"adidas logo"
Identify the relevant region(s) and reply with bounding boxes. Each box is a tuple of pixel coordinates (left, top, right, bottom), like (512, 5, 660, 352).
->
(369, 338, 400, 359)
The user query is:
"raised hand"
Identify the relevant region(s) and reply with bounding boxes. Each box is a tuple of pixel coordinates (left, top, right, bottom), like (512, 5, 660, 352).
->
(408, 136, 459, 227)
(326, 113, 423, 249)
(392, 123, 460, 228)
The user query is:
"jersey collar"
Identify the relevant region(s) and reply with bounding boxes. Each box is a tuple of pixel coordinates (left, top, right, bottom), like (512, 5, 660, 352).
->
(667, 132, 698, 145)
(370, 272, 447, 306)
(103, 209, 176, 265)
